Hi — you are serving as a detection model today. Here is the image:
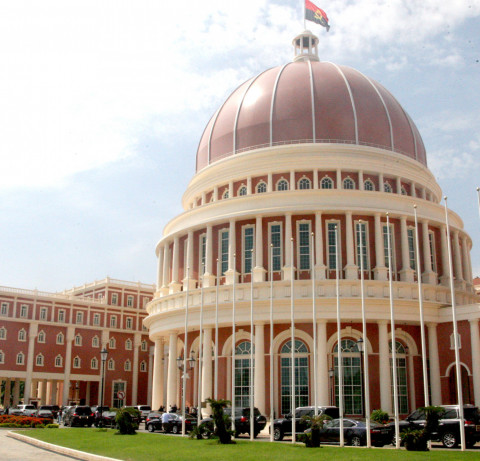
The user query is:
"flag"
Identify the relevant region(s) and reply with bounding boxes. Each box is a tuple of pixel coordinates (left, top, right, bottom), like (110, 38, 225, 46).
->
(305, 1, 330, 31)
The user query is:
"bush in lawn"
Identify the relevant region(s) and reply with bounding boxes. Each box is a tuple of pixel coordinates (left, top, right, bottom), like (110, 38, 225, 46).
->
(115, 408, 139, 435)
(189, 422, 213, 440)
(300, 414, 331, 448)
(419, 406, 443, 440)
(46, 424, 59, 428)
(205, 398, 235, 444)
(401, 428, 428, 451)
(371, 409, 390, 425)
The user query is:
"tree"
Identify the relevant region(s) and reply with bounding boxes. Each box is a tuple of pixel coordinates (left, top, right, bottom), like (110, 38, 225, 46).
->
(205, 398, 234, 444)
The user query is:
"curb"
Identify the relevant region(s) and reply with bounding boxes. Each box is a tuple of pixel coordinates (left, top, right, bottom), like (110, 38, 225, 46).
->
(7, 430, 122, 461)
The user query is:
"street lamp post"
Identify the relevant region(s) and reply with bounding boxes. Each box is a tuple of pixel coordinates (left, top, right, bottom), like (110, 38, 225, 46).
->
(99, 348, 108, 428)
(328, 368, 334, 406)
(356, 338, 365, 417)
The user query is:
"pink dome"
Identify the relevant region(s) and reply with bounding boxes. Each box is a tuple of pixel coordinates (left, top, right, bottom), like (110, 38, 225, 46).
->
(196, 61, 426, 172)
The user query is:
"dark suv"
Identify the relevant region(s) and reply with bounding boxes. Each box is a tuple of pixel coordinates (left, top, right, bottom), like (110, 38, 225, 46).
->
(391, 404, 480, 448)
(201, 407, 267, 437)
(63, 405, 95, 427)
(271, 406, 340, 441)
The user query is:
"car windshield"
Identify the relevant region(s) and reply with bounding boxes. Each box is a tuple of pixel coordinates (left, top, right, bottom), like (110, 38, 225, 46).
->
(139, 406, 151, 411)
(75, 407, 92, 415)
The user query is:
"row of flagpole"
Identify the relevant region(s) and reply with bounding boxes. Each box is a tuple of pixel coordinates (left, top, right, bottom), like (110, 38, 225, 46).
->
(179, 196, 473, 449)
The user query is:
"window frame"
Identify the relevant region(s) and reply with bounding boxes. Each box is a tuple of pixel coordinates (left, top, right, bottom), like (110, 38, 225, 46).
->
(364, 179, 375, 191)
(429, 231, 437, 273)
(276, 178, 289, 191)
(256, 181, 267, 193)
(16, 352, 25, 365)
(37, 330, 46, 343)
(242, 224, 254, 275)
(343, 177, 355, 190)
(127, 296, 134, 308)
(56, 332, 64, 345)
(296, 220, 311, 271)
(326, 220, 342, 272)
(20, 304, 28, 318)
(268, 222, 283, 272)
(18, 328, 26, 342)
(0, 303, 7, 316)
(355, 220, 370, 272)
(218, 228, 229, 276)
(198, 233, 206, 276)
(58, 309, 65, 323)
(320, 176, 333, 189)
(297, 177, 311, 190)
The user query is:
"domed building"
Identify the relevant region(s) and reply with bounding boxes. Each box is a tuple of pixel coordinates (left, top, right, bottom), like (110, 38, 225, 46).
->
(145, 31, 479, 419)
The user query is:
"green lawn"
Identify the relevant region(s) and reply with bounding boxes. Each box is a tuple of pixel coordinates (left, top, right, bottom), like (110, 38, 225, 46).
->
(19, 428, 477, 461)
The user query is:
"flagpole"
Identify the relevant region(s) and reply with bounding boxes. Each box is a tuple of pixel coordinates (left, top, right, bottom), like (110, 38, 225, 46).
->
(250, 248, 255, 441)
(311, 232, 318, 416)
(335, 225, 344, 447)
(269, 244, 274, 442)
(358, 220, 371, 447)
(303, 0, 306, 29)
(413, 205, 430, 410)
(214, 259, 219, 399)
(181, 263, 190, 437)
(231, 253, 236, 434)
(444, 196, 466, 451)
(290, 237, 296, 444)
(386, 213, 400, 449)
(197, 263, 204, 427)
(477, 187, 480, 222)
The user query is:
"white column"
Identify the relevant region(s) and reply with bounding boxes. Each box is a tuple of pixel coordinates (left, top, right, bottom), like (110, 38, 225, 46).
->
(156, 247, 164, 291)
(39, 379, 47, 405)
(421, 220, 436, 284)
(225, 220, 237, 285)
(169, 236, 182, 293)
(23, 322, 38, 403)
(267, 173, 273, 192)
(378, 321, 392, 413)
(317, 320, 329, 405)
(469, 320, 480, 407)
(283, 213, 294, 280)
(253, 216, 266, 282)
(452, 230, 464, 288)
(379, 173, 384, 192)
(183, 231, 197, 290)
(254, 324, 266, 414)
(314, 212, 326, 279)
(427, 323, 442, 405)
(290, 171, 295, 190)
(313, 169, 319, 189)
(344, 211, 357, 279)
(147, 347, 154, 407)
(358, 171, 364, 191)
(46, 380, 52, 405)
(202, 328, 213, 413)
(336, 169, 341, 189)
(247, 177, 252, 195)
(396, 177, 402, 194)
(62, 326, 75, 405)
(152, 339, 164, 410)
(439, 225, 450, 286)
(213, 185, 218, 201)
(132, 333, 141, 404)
(166, 333, 178, 409)
(411, 181, 416, 197)
(461, 235, 471, 285)
(161, 244, 170, 295)
(203, 225, 216, 287)
(228, 180, 233, 198)
(374, 213, 387, 281)
(400, 216, 414, 282)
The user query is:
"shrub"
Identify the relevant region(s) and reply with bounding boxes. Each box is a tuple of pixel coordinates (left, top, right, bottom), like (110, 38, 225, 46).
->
(401, 428, 428, 451)
(46, 424, 59, 428)
(0, 415, 46, 428)
(419, 406, 443, 439)
(189, 422, 213, 440)
(300, 414, 331, 448)
(371, 409, 389, 424)
(205, 398, 234, 444)
(115, 408, 138, 435)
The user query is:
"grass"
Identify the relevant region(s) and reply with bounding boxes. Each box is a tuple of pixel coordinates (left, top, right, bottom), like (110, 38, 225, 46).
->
(19, 428, 477, 461)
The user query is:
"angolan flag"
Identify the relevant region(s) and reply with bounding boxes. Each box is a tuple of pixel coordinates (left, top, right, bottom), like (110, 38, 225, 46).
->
(305, 0, 330, 31)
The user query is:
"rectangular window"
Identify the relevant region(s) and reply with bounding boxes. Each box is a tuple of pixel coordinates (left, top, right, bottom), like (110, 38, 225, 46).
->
(407, 228, 416, 270)
(111, 293, 118, 305)
(220, 229, 229, 276)
(269, 223, 282, 271)
(326, 222, 341, 270)
(39, 307, 47, 320)
(127, 296, 134, 307)
(429, 232, 437, 273)
(58, 310, 65, 323)
(355, 221, 369, 270)
(110, 315, 117, 328)
(199, 234, 206, 275)
(20, 305, 28, 318)
(383, 224, 396, 274)
(93, 313, 100, 326)
(1, 303, 7, 316)
(76, 311, 83, 325)
(126, 317, 133, 329)
(297, 222, 311, 270)
(243, 226, 254, 274)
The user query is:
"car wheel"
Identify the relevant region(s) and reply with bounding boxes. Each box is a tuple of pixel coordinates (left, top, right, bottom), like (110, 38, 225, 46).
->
(147, 424, 155, 433)
(442, 432, 458, 448)
(350, 436, 362, 447)
(172, 425, 179, 434)
(273, 427, 284, 442)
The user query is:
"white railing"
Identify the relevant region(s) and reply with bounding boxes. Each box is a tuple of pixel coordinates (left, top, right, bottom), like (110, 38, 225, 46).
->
(62, 277, 155, 295)
(0, 285, 107, 304)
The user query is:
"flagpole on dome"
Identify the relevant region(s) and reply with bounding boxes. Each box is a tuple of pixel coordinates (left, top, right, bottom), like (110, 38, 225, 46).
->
(304, 1, 331, 32)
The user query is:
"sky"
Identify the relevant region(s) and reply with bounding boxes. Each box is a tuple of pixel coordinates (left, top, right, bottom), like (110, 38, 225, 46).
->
(0, 0, 479, 292)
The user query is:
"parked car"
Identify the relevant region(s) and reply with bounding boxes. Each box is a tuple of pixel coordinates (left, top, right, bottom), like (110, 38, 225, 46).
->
(271, 406, 339, 441)
(146, 412, 197, 434)
(135, 405, 152, 421)
(95, 411, 118, 428)
(316, 418, 391, 446)
(91, 406, 110, 426)
(35, 409, 55, 422)
(201, 407, 267, 438)
(37, 405, 60, 418)
(9, 404, 37, 416)
(62, 405, 95, 427)
(389, 404, 480, 448)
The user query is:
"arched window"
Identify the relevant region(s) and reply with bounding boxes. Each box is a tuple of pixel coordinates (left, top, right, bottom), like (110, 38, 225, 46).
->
(18, 329, 26, 342)
(256, 181, 267, 193)
(343, 177, 355, 190)
(333, 339, 362, 415)
(389, 341, 408, 414)
(238, 185, 247, 196)
(141, 340, 148, 351)
(36, 354, 44, 366)
(298, 177, 311, 190)
(108, 358, 115, 371)
(280, 340, 309, 415)
(73, 356, 81, 368)
(55, 355, 63, 367)
(16, 352, 24, 365)
(222, 189, 229, 199)
(320, 176, 333, 189)
(384, 182, 393, 193)
(0, 327, 6, 340)
(37, 331, 46, 343)
(56, 332, 64, 345)
(364, 179, 374, 191)
(235, 341, 252, 407)
(75, 334, 82, 346)
(276, 179, 289, 191)
(124, 360, 132, 372)
(92, 336, 99, 348)
(91, 357, 98, 369)
(140, 360, 147, 372)
(125, 338, 132, 350)
(0, 350, 5, 364)
(109, 337, 116, 349)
